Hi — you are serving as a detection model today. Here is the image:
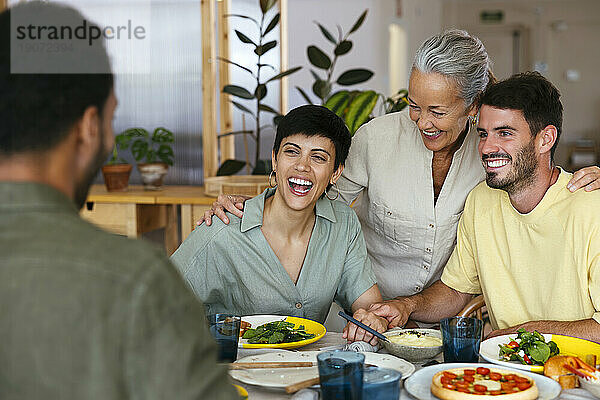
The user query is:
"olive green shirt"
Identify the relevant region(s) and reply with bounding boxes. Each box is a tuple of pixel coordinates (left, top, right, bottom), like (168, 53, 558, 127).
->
(171, 188, 377, 323)
(0, 182, 237, 400)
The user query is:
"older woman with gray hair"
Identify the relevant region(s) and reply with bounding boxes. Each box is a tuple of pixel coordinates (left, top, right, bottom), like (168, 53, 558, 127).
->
(198, 29, 600, 341)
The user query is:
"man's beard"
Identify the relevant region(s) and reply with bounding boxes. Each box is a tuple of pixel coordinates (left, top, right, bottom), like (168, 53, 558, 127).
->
(484, 139, 537, 195)
(74, 130, 109, 209)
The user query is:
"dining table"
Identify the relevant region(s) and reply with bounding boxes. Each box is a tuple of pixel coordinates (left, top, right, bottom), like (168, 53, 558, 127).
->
(232, 332, 599, 400)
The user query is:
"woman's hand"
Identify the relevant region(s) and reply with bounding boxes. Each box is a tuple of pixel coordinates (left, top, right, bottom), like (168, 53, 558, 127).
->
(342, 308, 388, 346)
(368, 299, 414, 329)
(567, 166, 600, 193)
(195, 194, 250, 226)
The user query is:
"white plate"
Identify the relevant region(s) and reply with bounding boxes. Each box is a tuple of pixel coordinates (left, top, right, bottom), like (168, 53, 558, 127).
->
(479, 334, 553, 372)
(229, 351, 415, 389)
(405, 362, 561, 400)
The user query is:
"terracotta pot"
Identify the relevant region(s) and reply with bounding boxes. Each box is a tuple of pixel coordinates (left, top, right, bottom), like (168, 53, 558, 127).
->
(101, 164, 132, 192)
(137, 162, 169, 190)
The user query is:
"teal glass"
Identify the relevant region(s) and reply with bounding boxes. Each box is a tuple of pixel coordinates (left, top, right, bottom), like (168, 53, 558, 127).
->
(206, 314, 240, 362)
(440, 316, 483, 363)
(318, 351, 364, 400)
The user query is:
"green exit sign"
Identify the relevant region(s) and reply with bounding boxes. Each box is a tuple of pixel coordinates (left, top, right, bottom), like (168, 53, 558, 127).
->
(480, 10, 504, 23)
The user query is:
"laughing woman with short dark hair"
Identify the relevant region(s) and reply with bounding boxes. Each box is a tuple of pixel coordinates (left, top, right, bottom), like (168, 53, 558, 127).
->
(171, 105, 386, 343)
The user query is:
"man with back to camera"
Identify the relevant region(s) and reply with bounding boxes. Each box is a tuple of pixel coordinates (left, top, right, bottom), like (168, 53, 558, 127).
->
(0, 3, 237, 398)
(367, 72, 600, 342)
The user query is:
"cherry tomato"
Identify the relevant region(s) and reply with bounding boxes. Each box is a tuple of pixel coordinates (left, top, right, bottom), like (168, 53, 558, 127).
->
(523, 354, 532, 365)
(476, 367, 490, 375)
(501, 382, 516, 391)
(443, 371, 458, 379)
(489, 372, 502, 381)
(441, 377, 453, 386)
(508, 341, 519, 348)
(455, 382, 470, 389)
(474, 384, 487, 393)
(514, 376, 529, 384)
(504, 374, 516, 381)
(463, 375, 475, 383)
(490, 390, 503, 395)
(443, 384, 456, 390)
(517, 382, 532, 391)
(457, 388, 471, 393)
(464, 369, 477, 376)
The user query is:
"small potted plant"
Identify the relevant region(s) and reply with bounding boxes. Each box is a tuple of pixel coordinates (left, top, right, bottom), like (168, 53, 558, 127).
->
(120, 127, 175, 190)
(101, 133, 133, 192)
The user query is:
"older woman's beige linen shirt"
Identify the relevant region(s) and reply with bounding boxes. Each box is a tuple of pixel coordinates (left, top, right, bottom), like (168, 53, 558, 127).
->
(336, 110, 484, 300)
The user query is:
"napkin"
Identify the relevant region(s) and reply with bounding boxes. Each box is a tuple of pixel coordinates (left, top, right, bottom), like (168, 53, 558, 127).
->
(343, 340, 381, 353)
(291, 388, 320, 400)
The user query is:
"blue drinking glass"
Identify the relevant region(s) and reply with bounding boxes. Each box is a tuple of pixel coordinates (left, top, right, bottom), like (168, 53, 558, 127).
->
(363, 366, 402, 400)
(317, 351, 365, 400)
(206, 314, 241, 363)
(440, 316, 483, 363)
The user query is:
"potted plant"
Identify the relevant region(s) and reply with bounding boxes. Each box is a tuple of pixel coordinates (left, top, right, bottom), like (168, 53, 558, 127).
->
(119, 127, 175, 190)
(101, 133, 133, 192)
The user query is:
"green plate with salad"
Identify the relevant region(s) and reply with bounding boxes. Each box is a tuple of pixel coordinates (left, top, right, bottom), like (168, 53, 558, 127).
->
(480, 328, 600, 373)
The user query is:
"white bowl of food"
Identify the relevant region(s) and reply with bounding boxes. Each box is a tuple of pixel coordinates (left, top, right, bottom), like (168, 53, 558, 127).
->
(382, 328, 443, 362)
(579, 373, 600, 398)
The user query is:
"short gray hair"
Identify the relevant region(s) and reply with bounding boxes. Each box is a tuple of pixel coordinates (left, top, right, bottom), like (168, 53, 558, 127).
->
(412, 29, 492, 107)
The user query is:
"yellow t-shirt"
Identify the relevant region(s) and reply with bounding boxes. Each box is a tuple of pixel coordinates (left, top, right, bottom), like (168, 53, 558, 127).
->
(441, 169, 600, 330)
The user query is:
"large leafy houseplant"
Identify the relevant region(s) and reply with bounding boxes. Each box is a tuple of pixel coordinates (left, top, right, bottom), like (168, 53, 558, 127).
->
(299, 10, 409, 135)
(218, 0, 301, 176)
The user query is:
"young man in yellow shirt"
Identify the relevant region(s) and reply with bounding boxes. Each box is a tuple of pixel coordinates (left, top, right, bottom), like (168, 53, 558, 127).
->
(368, 72, 600, 343)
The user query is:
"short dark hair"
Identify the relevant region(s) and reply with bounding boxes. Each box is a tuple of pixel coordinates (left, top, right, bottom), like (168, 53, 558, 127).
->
(0, 2, 114, 155)
(479, 71, 563, 160)
(273, 105, 351, 171)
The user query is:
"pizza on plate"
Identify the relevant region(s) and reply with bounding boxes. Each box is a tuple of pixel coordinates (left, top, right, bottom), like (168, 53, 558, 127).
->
(431, 367, 538, 400)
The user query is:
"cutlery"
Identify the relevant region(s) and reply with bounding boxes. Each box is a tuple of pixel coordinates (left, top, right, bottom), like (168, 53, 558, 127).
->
(338, 311, 389, 343)
(229, 361, 315, 370)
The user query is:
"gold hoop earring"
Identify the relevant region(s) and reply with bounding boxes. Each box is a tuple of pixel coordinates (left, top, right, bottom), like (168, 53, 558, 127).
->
(471, 113, 479, 127)
(325, 182, 339, 201)
(269, 170, 277, 188)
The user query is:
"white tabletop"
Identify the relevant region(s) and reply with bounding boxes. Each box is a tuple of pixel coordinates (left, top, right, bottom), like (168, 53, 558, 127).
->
(232, 332, 598, 400)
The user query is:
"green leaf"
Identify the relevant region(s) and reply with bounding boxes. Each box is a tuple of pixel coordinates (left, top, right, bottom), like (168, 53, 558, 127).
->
(231, 101, 255, 117)
(223, 84, 254, 99)
(336, 68, 374, 86)
(157, 144, 174, 166)
(259, 0, 277, 14)
(312, 79, 331, 100)
(268, 331, 285, 344)
(349, 9, 368, 34)
(254, 40, 277, 56)
(529, 341, 551, 364)
(235, 30, 255, 45)
(345, 90, 378, 135)
(253, 159, 272, 175)
(315, 22, 336, 44)
(217, 57, 254, 76)
(324, 90, 350, 117)
(225, 14, 259, 27)
(307, 45, 331, 69)
(217, 159, 247, 176)
(334, 40, 352, 56)
(151, 127, 174, 143)
(131, 139, 149, 162)
(266, 66, 302, 82)
(255, 84, 267, 100)
(259, 103, 279, 114)
(295, 86, 313, 105)
(264, 13, 280, 35)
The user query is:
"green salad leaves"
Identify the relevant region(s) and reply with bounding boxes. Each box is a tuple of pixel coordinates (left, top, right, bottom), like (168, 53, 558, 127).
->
(242, 320, 316, 344)
(498, 328, 560, 365)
